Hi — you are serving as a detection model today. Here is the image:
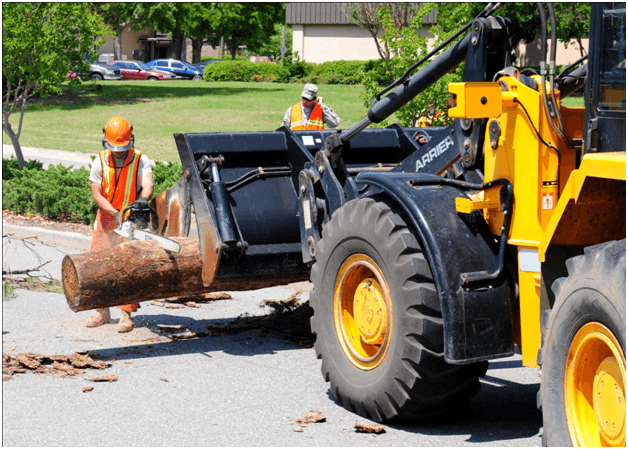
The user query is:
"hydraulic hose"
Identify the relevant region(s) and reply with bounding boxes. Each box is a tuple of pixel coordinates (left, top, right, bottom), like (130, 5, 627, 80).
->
(546, 3, 567, 136)
(338, 3, 506, 147)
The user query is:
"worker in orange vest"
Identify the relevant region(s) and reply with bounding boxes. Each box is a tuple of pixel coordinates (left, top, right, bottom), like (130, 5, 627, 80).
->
(282, 83, 340, 130)
(86, 116, 154, 333)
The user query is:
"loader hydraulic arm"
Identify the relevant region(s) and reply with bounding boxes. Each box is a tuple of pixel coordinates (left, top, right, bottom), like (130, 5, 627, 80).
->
(323, 6, 511, 168)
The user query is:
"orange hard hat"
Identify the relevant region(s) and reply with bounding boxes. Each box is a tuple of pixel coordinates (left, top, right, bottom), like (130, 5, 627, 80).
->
(102, 116, 134, 152)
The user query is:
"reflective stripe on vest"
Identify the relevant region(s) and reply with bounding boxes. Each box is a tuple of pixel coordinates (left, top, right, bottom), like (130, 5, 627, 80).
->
(290, 103, 324, 130)
(99, 149, 143, 211)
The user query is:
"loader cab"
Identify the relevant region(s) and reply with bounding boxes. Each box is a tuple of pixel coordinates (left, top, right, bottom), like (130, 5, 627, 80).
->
(584, 2, 626, 154)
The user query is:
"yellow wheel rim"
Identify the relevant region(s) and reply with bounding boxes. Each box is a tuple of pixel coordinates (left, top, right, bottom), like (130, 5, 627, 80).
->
(565, 322, 626, 447)
(334, 254, 392, 370)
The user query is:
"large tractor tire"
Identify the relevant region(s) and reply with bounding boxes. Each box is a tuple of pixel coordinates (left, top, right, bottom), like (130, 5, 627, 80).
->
(310, 196, 488, 422)
(539, 239, 626, 447)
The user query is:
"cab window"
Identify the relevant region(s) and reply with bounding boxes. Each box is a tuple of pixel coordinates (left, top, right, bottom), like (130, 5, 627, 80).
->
(599, 4, 626, 111)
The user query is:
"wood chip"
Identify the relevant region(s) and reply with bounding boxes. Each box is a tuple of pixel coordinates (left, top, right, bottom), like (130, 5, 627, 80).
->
(183, 301, 200, 308)
(297, 410, 326, 425)
(160, 378, 169, 382)
(167, 304, 184, 309)
(354, 423, 386, 434)
(89, 375, 118, 382)
(156, 324, 185, 332)
(205, 292, 231, 300)
(82, 386, 94, 393)
(152, 300, 165, 307)
(293, 426, 303, 433)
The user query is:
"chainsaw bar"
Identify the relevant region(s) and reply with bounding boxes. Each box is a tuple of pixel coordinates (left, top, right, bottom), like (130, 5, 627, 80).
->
(114, 223, 181, 253)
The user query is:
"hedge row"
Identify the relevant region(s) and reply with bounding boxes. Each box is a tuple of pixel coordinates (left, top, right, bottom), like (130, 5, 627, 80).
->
(2, 157, 183, 225)
(203, 58, 389, 85)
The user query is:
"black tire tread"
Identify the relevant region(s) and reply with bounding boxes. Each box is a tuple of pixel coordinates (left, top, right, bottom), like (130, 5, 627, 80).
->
(539, 239, 626, 446)
(310, 196, 486, 422)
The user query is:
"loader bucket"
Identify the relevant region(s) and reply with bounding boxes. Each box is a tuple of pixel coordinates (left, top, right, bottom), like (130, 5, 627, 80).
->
(174, 126, 427, 288)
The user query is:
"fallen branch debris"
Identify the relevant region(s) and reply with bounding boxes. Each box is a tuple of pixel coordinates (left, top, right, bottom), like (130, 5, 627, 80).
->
(297, 411, 326, 426)
(89, 375, 118, 382)
(2, 351, 110, 379)
(354, 423, 386, 434)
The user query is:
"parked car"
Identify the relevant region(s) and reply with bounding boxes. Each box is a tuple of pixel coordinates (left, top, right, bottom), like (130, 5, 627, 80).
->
(108, 60, 176, 81)
(193, 60, 223, 71)
(146, 59, 204, 80)
(67, 62, 122, 81)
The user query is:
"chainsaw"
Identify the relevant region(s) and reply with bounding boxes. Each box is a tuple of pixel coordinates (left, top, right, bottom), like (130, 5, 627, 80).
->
(114, 199, 181, 253)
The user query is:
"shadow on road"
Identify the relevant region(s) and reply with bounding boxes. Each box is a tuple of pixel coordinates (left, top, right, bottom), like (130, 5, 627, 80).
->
(90, 306, 314, 362)
(323, 372, 542, 444)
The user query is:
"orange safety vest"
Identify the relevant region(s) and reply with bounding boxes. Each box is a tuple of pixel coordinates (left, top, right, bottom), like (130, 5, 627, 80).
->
(99, 148, 144, 211)
(290, 103, 324, 130)
(92, 149, 144, 312)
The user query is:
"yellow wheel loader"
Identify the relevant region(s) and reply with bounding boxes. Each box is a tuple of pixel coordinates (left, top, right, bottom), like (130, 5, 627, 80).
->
(66, 2, 626, 446)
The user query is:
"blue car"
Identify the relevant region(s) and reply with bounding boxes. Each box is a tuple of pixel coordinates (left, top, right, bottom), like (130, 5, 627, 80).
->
(193, 60, 223, 71)
(146, 59, 204, 80)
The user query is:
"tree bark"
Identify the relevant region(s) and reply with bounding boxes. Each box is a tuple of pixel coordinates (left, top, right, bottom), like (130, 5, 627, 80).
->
(62, 237, 308, 312)
(191, 38, 202, 64)
(114, 26, 123, 60)
(169, 25, 184, 60)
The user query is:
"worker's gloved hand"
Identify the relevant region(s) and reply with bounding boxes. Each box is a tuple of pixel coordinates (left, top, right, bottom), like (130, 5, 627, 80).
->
(113, 211, 121, 227)
(130, 196, 150, 211)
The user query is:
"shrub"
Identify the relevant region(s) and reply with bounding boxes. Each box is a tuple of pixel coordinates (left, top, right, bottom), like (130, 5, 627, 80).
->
(204, 60, 290, 83)
(2, 157, 44, 180)
(2, 160, 97, 224)
(2, 157, 184, 225)
(152, 161, 184, 197)
(308, 60, 369, 85)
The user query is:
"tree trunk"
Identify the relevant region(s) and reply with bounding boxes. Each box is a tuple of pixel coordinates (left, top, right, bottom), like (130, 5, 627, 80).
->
(3, 108, 26, 169)
(169, 24, 184, 60)
(231, 37, 236, 60)
(191, 38, 202, 64)
(114, 26, 123, 60)
(62, 237, 308, 312)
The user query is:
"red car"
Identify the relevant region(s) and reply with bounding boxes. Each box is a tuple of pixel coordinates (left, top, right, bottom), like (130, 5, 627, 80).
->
(108, 60, 175, 80)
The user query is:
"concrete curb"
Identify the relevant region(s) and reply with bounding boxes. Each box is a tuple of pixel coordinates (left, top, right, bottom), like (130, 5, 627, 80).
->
(3, 224, 91, 252)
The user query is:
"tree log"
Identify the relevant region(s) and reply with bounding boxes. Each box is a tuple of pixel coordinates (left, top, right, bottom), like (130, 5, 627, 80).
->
(62, 237, 308, 312)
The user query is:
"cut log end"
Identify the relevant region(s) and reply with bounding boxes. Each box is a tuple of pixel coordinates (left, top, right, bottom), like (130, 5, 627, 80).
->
(62, 256, 80, 312)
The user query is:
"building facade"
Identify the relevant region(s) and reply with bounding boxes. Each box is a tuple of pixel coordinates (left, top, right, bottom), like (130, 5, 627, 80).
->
(286, 2, 588, 66)
(286, 3, 436, 63)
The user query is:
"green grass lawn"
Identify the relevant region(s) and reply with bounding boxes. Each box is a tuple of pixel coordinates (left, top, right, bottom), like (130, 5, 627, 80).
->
(560, 95, 585, 108)
(3, 80, 587, 164)
(3, 81, 369, 163)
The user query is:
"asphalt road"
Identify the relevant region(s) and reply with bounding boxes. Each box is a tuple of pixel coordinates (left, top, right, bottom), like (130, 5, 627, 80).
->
(2, 233, 543, 447)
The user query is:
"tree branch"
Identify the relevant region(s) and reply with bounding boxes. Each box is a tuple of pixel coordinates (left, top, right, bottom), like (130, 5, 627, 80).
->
(3, 260, 51, 276)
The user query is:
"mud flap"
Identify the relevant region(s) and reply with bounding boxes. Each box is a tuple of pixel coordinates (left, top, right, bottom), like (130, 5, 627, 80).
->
(358, 172, 513, 364)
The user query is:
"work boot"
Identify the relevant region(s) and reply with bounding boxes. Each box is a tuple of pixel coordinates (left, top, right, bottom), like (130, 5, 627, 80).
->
(118, 310, 133, 333)
(86, 308, 111, 328)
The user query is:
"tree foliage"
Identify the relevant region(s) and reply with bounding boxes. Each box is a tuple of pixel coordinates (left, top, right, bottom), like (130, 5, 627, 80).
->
(213, 3, 286, 60)
(254, 23, 293, 61)
(436, 3, 591, 51)
(90, 3, 136, 60)
(130, 3, 188, 60)
(348, 2, 428, 62)
(2, 3, 110, 168)
(358, 3, 459, 128)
